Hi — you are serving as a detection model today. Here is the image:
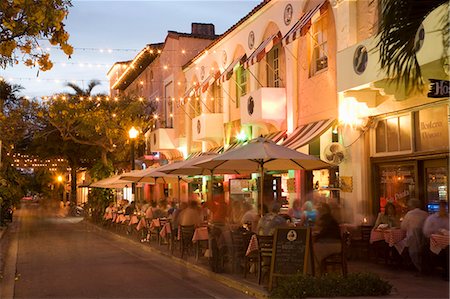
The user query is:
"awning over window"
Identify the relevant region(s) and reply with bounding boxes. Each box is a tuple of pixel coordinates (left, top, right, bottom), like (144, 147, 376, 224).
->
(282, 119, 335, 150)
(225, 130, 286, 152)
(218, 54, 246, 84)
(187, 146, 224, 160)
(243, 31, 282, 69)
(281, 1, 327, 46)
(199, 70, 221, 94)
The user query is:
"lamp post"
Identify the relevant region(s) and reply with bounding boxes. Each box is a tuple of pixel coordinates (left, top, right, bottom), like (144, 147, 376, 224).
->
(57, 175, 64, 203)
(128, 126, 139, 204)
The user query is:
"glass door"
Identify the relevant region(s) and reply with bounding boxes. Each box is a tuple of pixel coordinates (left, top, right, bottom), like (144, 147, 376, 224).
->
(424, 159, 449, 213)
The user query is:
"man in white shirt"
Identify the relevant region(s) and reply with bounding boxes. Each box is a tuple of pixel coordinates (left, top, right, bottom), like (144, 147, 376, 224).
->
(401, 198, 428, 272)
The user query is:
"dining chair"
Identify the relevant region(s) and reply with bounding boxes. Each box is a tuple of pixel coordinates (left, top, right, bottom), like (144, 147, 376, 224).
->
(349, 225, 373, 260)
(256, 235, 274, 285)
(180, 225, 195, 258)
(229, 229, 248, 274)
(321, 231, 351, 276)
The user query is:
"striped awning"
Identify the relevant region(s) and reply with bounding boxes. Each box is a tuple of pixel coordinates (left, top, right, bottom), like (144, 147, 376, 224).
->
(282, 1, 327, 46)
(225, 130, 286, 152)
(187, 146, 224, 160)
(199, 71, 221, 94)
(282, 119, 335, 150)
(243, 31, 282, 69)
(218, 54, 246, 84)
(183, 84, 198, 99)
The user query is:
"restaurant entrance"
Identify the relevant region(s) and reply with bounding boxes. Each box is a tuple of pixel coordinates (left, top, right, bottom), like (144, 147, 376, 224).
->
(422, 158, 448, 213)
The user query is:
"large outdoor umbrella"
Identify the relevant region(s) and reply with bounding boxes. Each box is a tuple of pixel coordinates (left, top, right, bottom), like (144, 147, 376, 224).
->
(119, 168, 178, 183)
(90, 174, 134, 189)
(194, 137, 330, 215)
(120, 167, 183, 203)
(158, 153, 249, 202)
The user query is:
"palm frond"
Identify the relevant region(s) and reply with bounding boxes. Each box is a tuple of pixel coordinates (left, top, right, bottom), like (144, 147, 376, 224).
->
(65, 82, 84, 95)
(86, 80, 101, 95)
(377, 0, 448, 94)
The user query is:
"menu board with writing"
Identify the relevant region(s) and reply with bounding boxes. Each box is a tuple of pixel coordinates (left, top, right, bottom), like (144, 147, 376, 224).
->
(269, 227, 312, 291)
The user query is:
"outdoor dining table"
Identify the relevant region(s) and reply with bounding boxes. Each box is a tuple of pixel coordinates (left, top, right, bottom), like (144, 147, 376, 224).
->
(136, 217, 147, 231)
(370, 228, 407, 254)
(192, 226, 209, 260)
(129, 215, 139, 225)
(430, 233, 450, 255)
(159, 222, 172, 238)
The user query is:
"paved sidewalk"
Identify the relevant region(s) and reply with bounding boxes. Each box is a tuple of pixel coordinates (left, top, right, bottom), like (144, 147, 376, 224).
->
(95, 221, 449, 299)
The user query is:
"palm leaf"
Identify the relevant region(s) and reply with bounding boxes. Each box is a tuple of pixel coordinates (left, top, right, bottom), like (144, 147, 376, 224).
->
(377, 0, 448, 94)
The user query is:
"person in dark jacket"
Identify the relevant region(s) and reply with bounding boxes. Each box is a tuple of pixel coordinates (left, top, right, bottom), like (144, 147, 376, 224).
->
(312, 202, 341, 275)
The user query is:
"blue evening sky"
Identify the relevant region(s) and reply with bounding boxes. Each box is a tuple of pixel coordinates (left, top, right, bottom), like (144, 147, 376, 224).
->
(1, 0, 260, 98)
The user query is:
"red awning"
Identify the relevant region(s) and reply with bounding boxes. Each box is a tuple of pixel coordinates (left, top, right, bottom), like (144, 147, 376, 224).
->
(243, 31, 282, 69)
(282, 1, 327, 46)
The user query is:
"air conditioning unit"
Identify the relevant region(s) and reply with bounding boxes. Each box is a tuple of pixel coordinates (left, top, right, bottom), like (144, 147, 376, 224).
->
(323, 142, 345, 165)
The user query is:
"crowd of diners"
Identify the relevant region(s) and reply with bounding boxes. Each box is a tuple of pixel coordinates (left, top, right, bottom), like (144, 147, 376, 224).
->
(102, 192, 449, 280)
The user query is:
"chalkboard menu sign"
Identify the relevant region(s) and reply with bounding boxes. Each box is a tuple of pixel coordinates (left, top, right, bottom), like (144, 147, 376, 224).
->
(269, 227, 312, 291)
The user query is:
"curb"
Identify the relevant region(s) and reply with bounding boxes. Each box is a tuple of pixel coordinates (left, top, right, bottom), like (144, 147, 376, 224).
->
(87, 221, 269, 299)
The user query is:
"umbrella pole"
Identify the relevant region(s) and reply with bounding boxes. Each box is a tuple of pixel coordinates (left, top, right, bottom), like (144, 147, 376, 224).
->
(209, 170, 214, 203)
(177, 176, 181, 205)
(260, 164, 264, 217)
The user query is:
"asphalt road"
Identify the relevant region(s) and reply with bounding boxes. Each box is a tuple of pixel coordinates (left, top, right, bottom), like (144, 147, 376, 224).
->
(1, 204, 253, 299)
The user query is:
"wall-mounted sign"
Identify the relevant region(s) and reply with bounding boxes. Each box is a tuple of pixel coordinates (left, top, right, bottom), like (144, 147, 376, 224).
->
(222, 50, 227, 66)
(247, 96, 254, 115)
(415, 105, 449, 151)
(353, 45, 368, 75)
(414, 23, 425, 53)
(248, 31, 255, 50)
(197, 119, 201, 134)
(284, 4, 293, 25)
(428, 79, 449, 98)
(200, 66, 205, 80)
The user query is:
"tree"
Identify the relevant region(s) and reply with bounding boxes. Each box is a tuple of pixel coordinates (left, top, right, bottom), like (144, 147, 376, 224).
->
(37, 88, 157, 173)
(0, 0, 73, 71)
(377, 0, 449, 93)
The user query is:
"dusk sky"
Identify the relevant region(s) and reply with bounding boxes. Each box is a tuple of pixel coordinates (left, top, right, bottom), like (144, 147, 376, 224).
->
(1, 0, 260, 99)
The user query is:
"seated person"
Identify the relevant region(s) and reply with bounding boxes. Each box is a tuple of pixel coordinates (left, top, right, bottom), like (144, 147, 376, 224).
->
(240, 202, 259, 232)
(288, 199, 302, 221)
(423, 200, 449, 238)
(374, 202, 400, 229)
(312, 203, 341, 275)
(124, 201, 135, 216)
(178, 200, 202, 227)
(257, 202, 287, 236)
(401, 198, 429, 272)
(422, 200, 449, 280)
(301, 201, 317, 226)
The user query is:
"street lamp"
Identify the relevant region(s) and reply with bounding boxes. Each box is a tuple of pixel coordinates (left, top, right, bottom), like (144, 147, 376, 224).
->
(56, 175, 64, 203)
(128, 126, 139, 203)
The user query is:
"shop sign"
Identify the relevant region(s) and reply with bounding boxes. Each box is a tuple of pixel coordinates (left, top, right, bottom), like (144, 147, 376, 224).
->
(415, 105, 449, 151)
(428, 79, 450, 98)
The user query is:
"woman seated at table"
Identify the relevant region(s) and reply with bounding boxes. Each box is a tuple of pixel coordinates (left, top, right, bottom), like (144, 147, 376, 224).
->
(374, 202, 400, 229)
(301, 200, 317, 227)
(312, 202, 341, 275)
(287, 199, 302, 223)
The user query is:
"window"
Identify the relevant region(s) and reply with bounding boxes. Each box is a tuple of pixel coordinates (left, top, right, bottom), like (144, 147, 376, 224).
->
(375, 114, 412, 154)
(310, 14, 328, 75)
(266, 44, 281, 87)
(212, 83, 223, 113)
(235, 65, 247, 108)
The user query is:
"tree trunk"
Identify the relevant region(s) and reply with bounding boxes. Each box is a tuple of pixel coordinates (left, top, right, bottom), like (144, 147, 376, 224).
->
(70, 164, 77, 205)
(101, 150, 108, 166)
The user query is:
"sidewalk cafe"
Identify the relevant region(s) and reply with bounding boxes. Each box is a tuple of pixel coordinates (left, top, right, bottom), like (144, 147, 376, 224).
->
(92, 137, 450, 287)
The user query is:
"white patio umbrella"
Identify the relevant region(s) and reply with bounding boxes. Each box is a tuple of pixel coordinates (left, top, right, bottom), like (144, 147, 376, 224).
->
(119, 168, 178, 183)
(194, 137, 330, 215)
(90, 174, 133, 189)
(158, 153, 249, 202)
